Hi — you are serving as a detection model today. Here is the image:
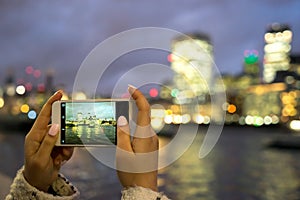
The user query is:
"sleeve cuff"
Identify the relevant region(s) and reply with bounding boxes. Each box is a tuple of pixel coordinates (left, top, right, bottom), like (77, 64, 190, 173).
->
(121, 186, 170, 200)
(6, 166, 80, 200)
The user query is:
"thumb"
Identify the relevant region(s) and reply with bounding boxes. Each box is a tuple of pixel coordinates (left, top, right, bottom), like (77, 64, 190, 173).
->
(36, 124, 59, 161)
(117, 116, 133, 153)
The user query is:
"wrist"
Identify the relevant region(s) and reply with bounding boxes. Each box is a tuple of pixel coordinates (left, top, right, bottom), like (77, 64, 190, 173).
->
(23, 169, 50, 192)
(137, 183, 157, 192)
(136, 176, 158, 192)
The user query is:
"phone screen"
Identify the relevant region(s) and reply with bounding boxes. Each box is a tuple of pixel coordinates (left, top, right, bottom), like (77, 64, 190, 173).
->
(60, 101, 129, 145)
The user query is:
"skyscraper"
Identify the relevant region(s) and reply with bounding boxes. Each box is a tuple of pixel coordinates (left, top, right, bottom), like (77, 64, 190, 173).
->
(45, 68, 55, 94)
(243, 49, 260, 82)
(263, 23, 293, 83)
(169, 33, 213, 104)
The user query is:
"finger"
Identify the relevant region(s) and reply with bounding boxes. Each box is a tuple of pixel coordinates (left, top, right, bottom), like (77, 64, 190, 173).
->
(31, 90, 63, 132)
(53, 154, 63, 166)
(36, 124, 59, 161)
(116, 117, 137, 173)
(51, 147, 74, 161)
(128, 85, 150, 127)
(117, 116, 133, 152)
(62, 147, 74, 161)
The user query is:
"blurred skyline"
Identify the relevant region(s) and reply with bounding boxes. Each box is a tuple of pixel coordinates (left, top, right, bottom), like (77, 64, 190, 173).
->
(0, 0, 300, 94)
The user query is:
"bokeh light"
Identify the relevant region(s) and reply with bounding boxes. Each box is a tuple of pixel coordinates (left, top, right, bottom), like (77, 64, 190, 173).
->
(25, 66, 34, 74)
(73, 92, 87, 100)
(164, 115, 173, 124)
(33, 69, 41, 78)
(6, 85, 15, 96)
(28, 110, 37, 119)
(264, 116, 272, 125)
(25, 82, 33, 91)
(0, 98, 4, 108)
(149, 88, 159, 98)
(290, 120, 300, 131)
(20, 104, 30, 113)
(16, 85, 26, 95)
(227, 104, 237, 114)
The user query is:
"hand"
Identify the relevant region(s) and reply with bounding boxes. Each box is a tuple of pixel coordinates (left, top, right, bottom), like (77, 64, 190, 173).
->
(24, 91, 74, 192)
(116, 86, 159, 192)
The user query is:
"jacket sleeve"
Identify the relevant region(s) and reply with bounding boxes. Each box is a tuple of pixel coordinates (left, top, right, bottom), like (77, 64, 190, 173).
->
(5, 167, 80, 200)
(121, 186, 170, 200)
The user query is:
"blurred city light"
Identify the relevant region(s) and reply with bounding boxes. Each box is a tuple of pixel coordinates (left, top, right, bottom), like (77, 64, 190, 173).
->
(33, 69, 41, 78)
(149, 88, 159, 98)
(27, 110, 37, 119)
(167, 54, 173, 62)
(151, 109, 165, 130)
(25, 66, 34, 74)
(193, 114, 204, 124)
(25, 82, 33, 91)
(253, 116, 264, 127)
(171, 89, 179, 98)
(244, 50, 259, 64)
(20, 104, 30, 113)
(263, 116, 273, 125)
(16, 85, 26, 95)
(164, 115, 173, 124)
(203, 116, 210, 124)
(263, 23, 292, 83)
(290, 120, 300, 131)
(6, 85, 15, 96)
(227, 104, 237, 114)
(0, 22, 299, 133)
(61, 91, 70, 100)
(0, 98, 4, 109)
(272, 115, 280, 124)
(72, 92, 87, 100)
(182, 114, 191, 124)
(37, 83, 45, 92)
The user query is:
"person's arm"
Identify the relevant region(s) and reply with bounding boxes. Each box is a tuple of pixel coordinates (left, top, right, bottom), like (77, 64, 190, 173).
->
(5, 91, 80, 199)
(117, 85, 170, 200)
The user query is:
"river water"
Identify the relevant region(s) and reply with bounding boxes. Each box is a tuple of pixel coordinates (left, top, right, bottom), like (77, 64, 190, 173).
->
(1, 126, 300, 200)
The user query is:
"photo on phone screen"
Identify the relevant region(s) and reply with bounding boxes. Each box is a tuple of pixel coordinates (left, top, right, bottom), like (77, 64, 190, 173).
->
(60, 101, 129, 145)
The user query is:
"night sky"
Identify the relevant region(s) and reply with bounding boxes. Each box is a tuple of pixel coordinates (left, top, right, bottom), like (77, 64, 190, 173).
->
(0, 0, 299, 95)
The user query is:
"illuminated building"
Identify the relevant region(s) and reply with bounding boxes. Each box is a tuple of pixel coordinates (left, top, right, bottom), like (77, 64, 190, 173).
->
(263, 23, 293, 83)
(242, 83, 286, 126)
(167, 33, 214, 124)
(244, 50, 260, 83)
(169, 33, 213, 104)
(151, 33, 214, 127)
(0, 66, 59, 126)
(290, 55, 300, 87)
(222, 50, 261, 124)
(282, 55, 300, 130)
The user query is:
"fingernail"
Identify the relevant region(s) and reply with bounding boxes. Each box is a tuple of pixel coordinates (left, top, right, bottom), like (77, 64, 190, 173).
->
(128, 84, 137, 94)
(117, 116, 128, 126)
(49, 124, 59, 136)
(54, 90, 62, 96)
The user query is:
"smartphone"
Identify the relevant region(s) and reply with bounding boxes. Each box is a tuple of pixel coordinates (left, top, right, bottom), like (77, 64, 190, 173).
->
(52, 99, 131, 146)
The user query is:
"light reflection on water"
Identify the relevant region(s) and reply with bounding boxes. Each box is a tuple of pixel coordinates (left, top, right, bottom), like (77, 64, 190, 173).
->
(65, 125, 115, 145)
(6, 126, 296, 199)
(158, 127, 300, 200)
